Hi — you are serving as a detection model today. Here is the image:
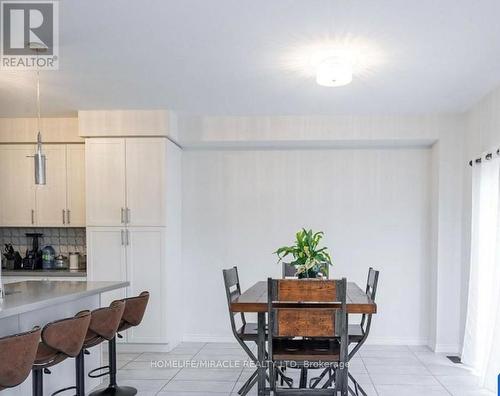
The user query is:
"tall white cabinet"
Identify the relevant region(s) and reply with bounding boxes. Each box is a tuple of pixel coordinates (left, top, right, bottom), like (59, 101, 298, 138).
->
(85, 134, 177, 346)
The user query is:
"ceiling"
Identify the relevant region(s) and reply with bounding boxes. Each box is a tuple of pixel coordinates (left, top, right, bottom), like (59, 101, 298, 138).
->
(2, 0, 500, 117)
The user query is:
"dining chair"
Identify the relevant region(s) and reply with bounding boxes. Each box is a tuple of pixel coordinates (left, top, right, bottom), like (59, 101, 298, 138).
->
(223, 266, 293, 395)
(310, 267, 379, 395)
(282, 263, 297, 278)
(267, 278, 349, 395)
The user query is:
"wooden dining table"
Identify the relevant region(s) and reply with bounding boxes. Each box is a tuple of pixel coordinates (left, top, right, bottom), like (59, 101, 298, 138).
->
(230, 281, 377, 395)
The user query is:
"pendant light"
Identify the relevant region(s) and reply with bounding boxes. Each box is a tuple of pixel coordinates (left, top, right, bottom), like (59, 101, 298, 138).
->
(30, 43, 47, 185)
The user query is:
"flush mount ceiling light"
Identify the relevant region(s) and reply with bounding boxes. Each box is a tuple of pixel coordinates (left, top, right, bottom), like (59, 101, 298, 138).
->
(280, 36, 384, 87)
(316, 57, 353, 87)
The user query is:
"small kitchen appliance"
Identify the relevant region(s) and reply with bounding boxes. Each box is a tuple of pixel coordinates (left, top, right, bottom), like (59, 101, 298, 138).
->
(69, 252, 80, 270)
(54, 255, 68, 269)
(22, 233, 43, 270)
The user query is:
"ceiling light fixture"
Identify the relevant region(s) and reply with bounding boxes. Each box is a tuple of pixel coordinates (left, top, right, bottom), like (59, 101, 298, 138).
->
(316, 57, 353, 87)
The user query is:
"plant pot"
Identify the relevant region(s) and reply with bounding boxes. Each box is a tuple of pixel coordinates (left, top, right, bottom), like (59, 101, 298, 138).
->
(297, 269, 319, 279)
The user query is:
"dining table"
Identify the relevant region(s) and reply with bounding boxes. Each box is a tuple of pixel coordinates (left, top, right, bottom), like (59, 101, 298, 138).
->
(230, 280, 377, 396)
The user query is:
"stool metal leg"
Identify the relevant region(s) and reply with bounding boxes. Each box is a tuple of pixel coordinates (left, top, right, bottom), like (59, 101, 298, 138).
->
(32, 369, 43, 396)
(76, 349, 85, 396)
(89, 337, 137, 396)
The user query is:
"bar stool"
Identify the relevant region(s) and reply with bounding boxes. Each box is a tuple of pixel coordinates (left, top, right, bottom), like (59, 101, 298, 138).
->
(57, 300, 126, 396)
(32, 310, 91, 396)
(0, 327, 41, 392)
(89, 291, 149, 396)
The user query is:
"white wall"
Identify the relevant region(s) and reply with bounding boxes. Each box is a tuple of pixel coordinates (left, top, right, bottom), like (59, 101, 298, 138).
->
(165, 140, 183, 348)
(183, 147, 432, 344)
(178, 113, 465, 351)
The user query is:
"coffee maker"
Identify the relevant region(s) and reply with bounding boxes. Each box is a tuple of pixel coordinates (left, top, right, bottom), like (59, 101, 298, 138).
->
(22, 233, 43, 270)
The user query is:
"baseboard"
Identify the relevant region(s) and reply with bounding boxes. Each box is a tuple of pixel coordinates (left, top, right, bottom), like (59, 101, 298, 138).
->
(365, 337, 428, 346)
(116, 343, 171, 353)
(182, 334, 239, 343)
(433, 344, 461, 354)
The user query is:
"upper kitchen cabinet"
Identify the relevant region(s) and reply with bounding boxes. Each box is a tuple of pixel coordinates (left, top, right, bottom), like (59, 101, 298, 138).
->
(126, 138, 167, 226)
(86, 138, 167, 227)
(85, 139, 126, 226)
(35, 145, 67, 226)
(0, 145, 36, 226)
(66, 145, 86, 226)
(0, 144, 85, 227)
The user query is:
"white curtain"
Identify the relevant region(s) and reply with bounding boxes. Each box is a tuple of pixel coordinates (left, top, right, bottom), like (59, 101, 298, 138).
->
(462, 154, 500, 391)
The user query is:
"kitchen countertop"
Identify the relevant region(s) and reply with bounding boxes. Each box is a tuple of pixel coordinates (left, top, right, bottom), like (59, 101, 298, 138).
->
(2, 269, 87, 277)
(0, 280, 129, 319)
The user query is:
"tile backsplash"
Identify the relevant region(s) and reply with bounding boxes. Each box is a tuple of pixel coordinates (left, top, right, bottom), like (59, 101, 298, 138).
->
(0, 227, 86, 256)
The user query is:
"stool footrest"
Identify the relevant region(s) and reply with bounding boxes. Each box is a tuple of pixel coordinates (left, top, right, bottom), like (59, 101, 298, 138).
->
(88, 365, 111, 378)
(51, 385, 76, 396)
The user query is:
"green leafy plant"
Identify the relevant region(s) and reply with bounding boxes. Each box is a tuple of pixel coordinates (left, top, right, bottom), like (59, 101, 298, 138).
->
(274, 228, 333, 278)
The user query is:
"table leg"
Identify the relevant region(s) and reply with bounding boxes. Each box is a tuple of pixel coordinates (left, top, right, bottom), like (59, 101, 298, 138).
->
(257, 312, 266, 396)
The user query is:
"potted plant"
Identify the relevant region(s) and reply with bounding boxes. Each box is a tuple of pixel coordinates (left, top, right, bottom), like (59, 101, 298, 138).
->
(274, 228, 333, 278)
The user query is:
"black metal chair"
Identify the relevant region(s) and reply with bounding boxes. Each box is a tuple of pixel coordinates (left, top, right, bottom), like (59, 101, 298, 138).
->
(223, 266, 292, 396)
(267, 278, 349, 395)
(282, 263, 297, 278)
(310, 268, 379, 395)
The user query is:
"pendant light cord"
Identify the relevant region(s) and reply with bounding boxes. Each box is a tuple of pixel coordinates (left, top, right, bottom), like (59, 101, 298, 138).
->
(35, 48, 41, 134)
(36, 70, 41, 133)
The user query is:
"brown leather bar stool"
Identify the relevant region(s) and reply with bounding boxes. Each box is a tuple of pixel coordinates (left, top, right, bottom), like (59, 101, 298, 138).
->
(0, 327, 41, 392)
(32, 310, 91, 396)
(89, 291, 149, 396)
(52, 301, 126, 396)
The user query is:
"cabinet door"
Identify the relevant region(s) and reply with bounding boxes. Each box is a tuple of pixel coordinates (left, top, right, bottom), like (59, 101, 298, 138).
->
(66, 145, 86, 226)
(0, 145, 36, 226)
(86, 227, 127, 305)
(86, 139, 126, 226)
(125, 138, 167, 226)
(126, 227, 167, 343)
(35, 145, 67, 226)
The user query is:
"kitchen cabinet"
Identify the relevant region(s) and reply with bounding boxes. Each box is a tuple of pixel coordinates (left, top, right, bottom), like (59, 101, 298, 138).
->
(126, 138, 167, 226)
(85, 132, 180, 347)
(85, 139, 126, 226)
(87, 226, 167, 343)
(0, 145, 36, 226)
(86, 138, 167, 227)
(35, 145, 67, 226)
(86, 227, 127, 307)
(126, 227, 167, 343)
(66, 145, 86, 226)
(0, 144, 85, 227)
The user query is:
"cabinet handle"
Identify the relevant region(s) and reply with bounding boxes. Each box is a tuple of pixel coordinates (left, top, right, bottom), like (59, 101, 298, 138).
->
(126, 229, 130, 246)
(121, 230, 125, 246)
(126, 208, 131, 224)
(67, 209, 71, 224)
(121, 208, 125, 224)
(31, 209, 34, 225)
(62, 209, 66, 225)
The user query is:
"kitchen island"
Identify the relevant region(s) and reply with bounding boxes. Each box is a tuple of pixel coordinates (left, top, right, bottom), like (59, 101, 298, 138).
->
(0, 280, 128, 395)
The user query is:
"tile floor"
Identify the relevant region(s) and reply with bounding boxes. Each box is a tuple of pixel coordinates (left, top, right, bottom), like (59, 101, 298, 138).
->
(92, 342, 495, 396)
